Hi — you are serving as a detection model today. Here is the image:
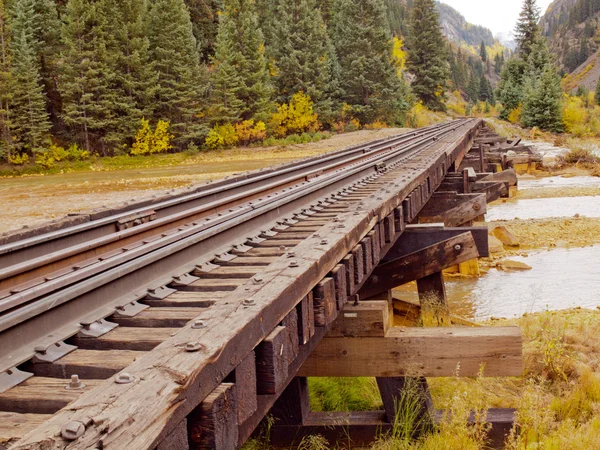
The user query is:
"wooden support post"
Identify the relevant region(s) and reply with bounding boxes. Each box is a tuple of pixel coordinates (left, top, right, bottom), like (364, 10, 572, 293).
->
(269, 377, 310, 426)
(188, 384, 238, 450)
(462, 169, 470, 194)
(224, 351, 257, 425)
(417, 272, 450, 327)
(376, 377, 434, 433)
(479, 144, 485, 173)
(313, 278, 337, 327)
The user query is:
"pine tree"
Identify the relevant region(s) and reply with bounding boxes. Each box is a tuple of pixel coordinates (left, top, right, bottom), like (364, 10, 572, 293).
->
(515, 0, 541, 60)
(210, 0, 272, 124)
(9, 0, 51, 155)
(270, 0, 335, 119)
(406, 0, 449, 111)
(595, 77, 600, 105)
(521, 64, 563, 132)
(480, 41, 487, 62)
(185, 0, 221, 63)
(497, 58, 527, 119)
(0, 0, 12, 159)
(60, 0, 112, 153)
(331, 0, 411, 124)
(147, 0, 207, 147)
(466, 72, 480, 103)
(479, 74, 493, 103)
(97, 0, 157, 149)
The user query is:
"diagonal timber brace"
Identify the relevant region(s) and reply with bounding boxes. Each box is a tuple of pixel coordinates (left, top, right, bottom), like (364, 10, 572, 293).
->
(358, 225, 488, 299)
(417, 192, 487, 227)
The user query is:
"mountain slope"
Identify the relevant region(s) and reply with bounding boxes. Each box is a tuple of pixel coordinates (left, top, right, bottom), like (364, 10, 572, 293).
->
(540, 0, 600, 78)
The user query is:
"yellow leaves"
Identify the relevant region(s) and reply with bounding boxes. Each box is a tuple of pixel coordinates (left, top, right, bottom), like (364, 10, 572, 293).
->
(508, 105, 522, 124)
(234, 120, 267, 146)
(9, 152, 29, 165)
(205, 123, 238, 149)
(392, 36, 406, 76)
(270, 92, 320, 138)
(205, 120, 267, 149)
(131, 118, 174, 155)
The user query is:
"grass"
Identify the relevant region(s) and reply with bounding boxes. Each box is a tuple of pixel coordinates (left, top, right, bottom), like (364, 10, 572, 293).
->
(246, 308, 600, 449)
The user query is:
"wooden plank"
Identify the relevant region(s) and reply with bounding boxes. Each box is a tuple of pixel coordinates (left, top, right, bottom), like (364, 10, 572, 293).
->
(224, 352, 257, 425)
(418, 193, 487, 227)
(296, 293, 314, 345)
(110, 307, 204, 328)
(255, 239, 302, 248)
(143, 291, 222, 308)
(255, 327, 291, 395)
(188, 384, 237, 450)
(11, 121, 482, 450)
(71, 327, 177, 351)
(192, 266, 258, 279)
(299, 326, 523, 377)
(329, 264, 347, 310)
(369, 229, 380, 265)
(182, 279, 245, 292)
(244, 247, 286, 257)
(342, 254, 355, 297)
(361, 235, 373, 275)
(312, 278, 336, 327)
(360, 232, 481, 299)
(28, 349, 143, 380)
(0, 377, 102, 414)
(217, 256, 278, 266)
(327, 301, 388, 338)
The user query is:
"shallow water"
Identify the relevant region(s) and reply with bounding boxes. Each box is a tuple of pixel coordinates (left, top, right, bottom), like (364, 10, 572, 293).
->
(518, 176, 600, 190)
(486, 196, 600, 221)
(445, 246, 600, 319)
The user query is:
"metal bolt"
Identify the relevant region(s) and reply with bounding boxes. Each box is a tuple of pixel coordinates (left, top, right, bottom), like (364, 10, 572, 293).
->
(115, 373, 135, 384)
(320, 239, 328, 245)
(192, 320, 206, 329)
(454, 244, 462, 251)
(61, 421, 85, 440)
(66, 374, 86, 390)
(289, 260, 299, 268)
(244, 298, 256, 306)
(185, 342, 203, 352)
(279, 245, 287, 251)
(253, 275, 263, 284)
(287, 251, 296, 258)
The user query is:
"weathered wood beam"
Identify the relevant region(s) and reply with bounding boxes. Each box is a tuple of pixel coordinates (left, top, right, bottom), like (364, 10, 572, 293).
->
(299, 326, 522, 378)
(266, 408, 516, 450)
(359, 228, 486, 299)
(418, 192, 487, 227)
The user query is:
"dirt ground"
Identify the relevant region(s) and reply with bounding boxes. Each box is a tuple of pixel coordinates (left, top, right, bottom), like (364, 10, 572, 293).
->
(0, 128, 407, 234)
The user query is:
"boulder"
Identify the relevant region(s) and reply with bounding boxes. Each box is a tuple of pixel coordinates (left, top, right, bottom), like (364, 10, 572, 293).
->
(492, 226, 520, 247)
(498, 260, 532, 271)
(488, 235, 505, 254)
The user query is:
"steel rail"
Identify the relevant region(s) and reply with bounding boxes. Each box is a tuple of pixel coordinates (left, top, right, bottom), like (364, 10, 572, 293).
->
(0, 122, 460, 295)
(0, 119, 472, 374)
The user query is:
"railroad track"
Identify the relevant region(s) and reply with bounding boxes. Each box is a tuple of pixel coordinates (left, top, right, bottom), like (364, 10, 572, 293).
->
(0, 119, 480, 449)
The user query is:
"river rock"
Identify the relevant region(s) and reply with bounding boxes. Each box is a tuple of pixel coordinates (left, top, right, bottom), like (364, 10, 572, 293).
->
(498, 260, 532, 271)
(492, 226, 520, 247)
(488, 235, 505, 254)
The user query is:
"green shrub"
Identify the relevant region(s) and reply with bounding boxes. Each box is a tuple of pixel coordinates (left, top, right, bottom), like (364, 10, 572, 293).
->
(205, 123, 238, 149)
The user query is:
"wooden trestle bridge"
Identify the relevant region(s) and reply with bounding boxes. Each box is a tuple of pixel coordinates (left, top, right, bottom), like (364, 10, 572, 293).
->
(0, 119, 523, 450)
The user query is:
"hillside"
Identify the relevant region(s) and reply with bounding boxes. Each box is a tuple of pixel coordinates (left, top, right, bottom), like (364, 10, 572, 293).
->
(540, 0, 600, 79)
(385, 0, 504, 55)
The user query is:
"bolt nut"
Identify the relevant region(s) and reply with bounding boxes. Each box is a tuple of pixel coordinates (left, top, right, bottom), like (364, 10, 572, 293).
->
(192, 320, 206, 329)
(61, 421, 85, 441)
(253, 275, 263, 284)
(244, 298, 256, 306)
(66, 374, 86, 390)
(115, 373, 135, 384)
(279, 245, 287, 251)
(185, 342, 203, 352)
(473, 204, 481, 211)
(287, 251, 296, 258)
(454, 244, 462, 251)
(320, 239, 328, 245)
(289, 260, 299, 268)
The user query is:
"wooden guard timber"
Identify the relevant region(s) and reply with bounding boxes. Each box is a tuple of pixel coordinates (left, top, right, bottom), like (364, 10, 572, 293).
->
(0, 121, 526, 450)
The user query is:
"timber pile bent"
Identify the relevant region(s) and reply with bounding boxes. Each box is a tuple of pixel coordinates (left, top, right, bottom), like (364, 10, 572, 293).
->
(0, 120, 523, 450)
